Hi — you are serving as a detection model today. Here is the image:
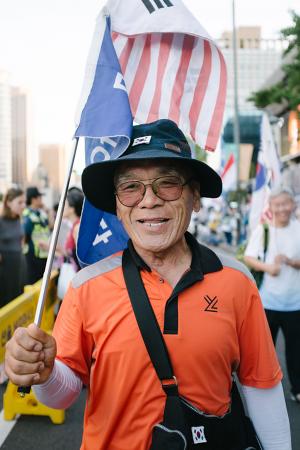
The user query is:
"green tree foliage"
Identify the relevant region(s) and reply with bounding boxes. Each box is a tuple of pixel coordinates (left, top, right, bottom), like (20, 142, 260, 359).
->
(249, 11, 300, 111)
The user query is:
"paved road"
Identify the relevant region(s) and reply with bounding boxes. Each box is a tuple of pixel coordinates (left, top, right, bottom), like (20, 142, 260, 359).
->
(1, 246, 299, 448)
(0, 386, 85, 449)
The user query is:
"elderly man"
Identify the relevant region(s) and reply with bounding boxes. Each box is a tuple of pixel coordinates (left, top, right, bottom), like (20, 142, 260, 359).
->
(5, 120, 291, 449)
(245, 186, 300, 405)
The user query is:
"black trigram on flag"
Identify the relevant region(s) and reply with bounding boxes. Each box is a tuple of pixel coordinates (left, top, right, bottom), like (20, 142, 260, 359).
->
(141, 0, 174, 14)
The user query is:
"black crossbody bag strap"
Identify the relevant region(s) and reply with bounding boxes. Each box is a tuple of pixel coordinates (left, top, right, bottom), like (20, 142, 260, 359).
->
(122, 248, 239, 398)
(122, 248, 176, 386)
(262, 224, 269, 261)
(122, 248, 263, 449)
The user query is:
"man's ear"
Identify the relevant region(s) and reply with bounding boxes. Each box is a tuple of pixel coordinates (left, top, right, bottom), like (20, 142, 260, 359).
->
(116, 202, 122, 221)
(192, 185, 201, 213)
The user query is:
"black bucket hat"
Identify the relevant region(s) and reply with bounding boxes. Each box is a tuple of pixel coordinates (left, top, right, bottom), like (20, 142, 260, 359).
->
(82, 119, 222, 214)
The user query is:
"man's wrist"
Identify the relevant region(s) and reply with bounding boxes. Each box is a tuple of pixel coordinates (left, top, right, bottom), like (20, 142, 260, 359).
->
(34, 360, 57, 388)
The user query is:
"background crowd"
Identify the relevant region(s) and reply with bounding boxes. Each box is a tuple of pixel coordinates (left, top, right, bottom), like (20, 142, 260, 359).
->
(1, 182, 299, 308)
(0, 184, 84, 308)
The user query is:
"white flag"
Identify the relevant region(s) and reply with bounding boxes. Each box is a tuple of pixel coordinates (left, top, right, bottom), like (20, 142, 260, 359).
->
(221, 153, 237, 192)
(248, 113, 281, 231)
(260, 112, 281, 187)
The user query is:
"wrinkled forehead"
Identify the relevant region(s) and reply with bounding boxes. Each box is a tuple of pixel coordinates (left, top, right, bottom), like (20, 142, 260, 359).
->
(114, 159, 191, 183)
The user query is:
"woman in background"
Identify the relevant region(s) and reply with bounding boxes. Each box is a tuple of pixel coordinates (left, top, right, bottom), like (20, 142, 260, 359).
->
(56, 187, 84, 302)
(0, 186, 26, 307)
(63, 187, 84, 271)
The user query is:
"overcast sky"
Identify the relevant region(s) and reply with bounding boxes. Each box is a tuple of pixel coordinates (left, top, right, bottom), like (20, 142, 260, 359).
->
(1, 0, 299, 148)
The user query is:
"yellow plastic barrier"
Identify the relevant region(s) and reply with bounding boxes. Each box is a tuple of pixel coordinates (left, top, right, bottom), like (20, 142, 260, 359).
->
(0, 270, 59, 364)
(3, 381, 65, 424)
(1, 270, 65, 424)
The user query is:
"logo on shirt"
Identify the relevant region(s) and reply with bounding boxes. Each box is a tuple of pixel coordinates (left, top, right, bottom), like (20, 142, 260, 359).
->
(192, 426, 207, 444)
(204, 295, 218, 312)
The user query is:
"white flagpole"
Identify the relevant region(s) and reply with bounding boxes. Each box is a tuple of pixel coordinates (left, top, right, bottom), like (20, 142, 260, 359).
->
(18, 137, 79, 396)
(34, 137, 79, 325)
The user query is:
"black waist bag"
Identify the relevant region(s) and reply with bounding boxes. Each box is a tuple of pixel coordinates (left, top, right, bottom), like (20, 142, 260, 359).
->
(150, 382, 261, 450)
(122, 249, 263, 450)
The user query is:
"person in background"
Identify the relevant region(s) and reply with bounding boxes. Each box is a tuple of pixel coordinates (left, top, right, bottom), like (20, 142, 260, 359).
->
(244, 186, 300, 404)
(23, 186, 50, 285)
(0, 186, 26, 307)
(63, 187, 84, 271)
(207, 205, 222, 246)
(221, 206, 235, 246)
(51, 202, 71, 271)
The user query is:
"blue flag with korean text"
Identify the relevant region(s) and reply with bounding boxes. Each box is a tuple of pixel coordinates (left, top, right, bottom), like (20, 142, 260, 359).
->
(75, 14, 132, 266)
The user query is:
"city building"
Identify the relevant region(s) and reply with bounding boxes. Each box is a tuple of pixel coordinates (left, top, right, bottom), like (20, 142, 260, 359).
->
(0, 70, 12, 193)
(11, 86, 29, 186)
(34, 143, 67, 206)
(219, 26, 285, 116)
(218, 27, 286, 183)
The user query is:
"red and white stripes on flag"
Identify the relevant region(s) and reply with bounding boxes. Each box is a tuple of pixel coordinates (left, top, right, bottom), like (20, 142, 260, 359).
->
(112, 32, 226, 150)
(78, 0, 227, 152)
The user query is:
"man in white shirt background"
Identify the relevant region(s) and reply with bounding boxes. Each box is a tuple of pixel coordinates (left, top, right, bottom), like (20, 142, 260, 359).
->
(245, 186, 300, 404)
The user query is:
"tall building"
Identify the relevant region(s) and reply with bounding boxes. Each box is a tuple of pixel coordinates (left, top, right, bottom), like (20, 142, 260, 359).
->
(37, 143, 67, 199)
(221, 26, 262, 49)
(11, 86, 28, 186)
(0, 70, 12, 192)
(219, 27, 285, 116)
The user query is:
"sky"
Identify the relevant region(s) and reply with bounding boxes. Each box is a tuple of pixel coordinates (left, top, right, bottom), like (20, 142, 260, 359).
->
(1, 0, 300, 155)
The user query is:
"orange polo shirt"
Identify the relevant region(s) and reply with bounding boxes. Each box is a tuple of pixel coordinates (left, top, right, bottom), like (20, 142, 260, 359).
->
(53, 233, 282, 450)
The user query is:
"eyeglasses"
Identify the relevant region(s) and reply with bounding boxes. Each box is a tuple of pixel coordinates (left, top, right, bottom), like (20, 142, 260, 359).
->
(115, 175, 191, 207)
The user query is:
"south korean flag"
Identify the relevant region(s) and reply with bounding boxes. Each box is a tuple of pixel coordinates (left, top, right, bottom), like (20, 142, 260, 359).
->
(191, 426, 207, 444)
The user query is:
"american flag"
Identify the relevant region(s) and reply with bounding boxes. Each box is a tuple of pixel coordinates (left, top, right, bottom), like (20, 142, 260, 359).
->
(76, 0, 227, 152)
(112, 32, 226, 151)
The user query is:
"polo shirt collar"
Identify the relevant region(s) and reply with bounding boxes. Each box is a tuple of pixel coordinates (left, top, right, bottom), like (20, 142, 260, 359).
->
(127, 232, 223, 280)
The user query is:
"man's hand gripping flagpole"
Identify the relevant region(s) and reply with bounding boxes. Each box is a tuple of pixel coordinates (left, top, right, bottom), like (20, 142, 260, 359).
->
(17, 138, 79, 396)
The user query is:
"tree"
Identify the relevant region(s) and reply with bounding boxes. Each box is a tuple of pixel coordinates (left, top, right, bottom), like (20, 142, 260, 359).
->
(249, 11, 300, 111)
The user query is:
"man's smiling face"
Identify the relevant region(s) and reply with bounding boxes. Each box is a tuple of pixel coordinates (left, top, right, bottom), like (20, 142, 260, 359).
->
(115, 160, 200, 255)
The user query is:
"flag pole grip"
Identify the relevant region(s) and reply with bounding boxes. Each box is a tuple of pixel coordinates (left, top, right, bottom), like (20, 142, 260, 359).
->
(18, 137, 79, 397)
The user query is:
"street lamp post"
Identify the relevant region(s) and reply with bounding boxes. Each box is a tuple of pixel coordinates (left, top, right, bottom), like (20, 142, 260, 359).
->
(232, 0, 240, 188)
(232, 0, 241, 243)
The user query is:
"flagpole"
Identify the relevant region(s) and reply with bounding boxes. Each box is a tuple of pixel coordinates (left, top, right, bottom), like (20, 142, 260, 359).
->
(18, 137, 79, 396)
(34, 137, 79, 325)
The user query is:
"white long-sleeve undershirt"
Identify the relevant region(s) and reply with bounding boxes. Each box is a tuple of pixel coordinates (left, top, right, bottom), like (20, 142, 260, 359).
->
(33, 359, 82, 409)
(33, 361, 291, 449)
(241, 383, 291, 450)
